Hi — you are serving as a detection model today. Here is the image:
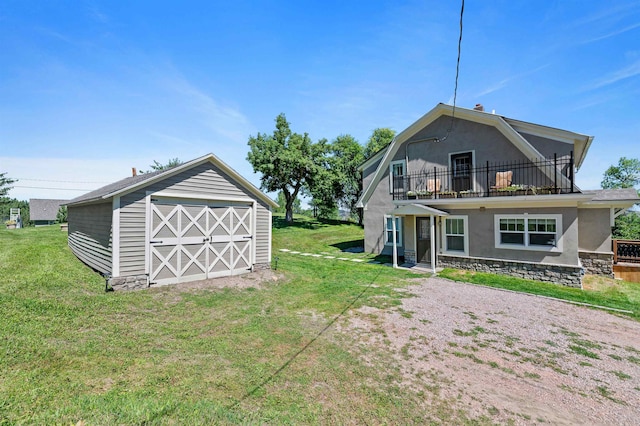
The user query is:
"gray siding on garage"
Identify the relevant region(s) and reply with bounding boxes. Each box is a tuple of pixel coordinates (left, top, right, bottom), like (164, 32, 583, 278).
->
(118, 162, 271, 276)
(68, 202, 113, 275)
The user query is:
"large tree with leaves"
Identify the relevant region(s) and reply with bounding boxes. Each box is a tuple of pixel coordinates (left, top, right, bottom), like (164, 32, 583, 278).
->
(363, 128, 396, 159)
(601, 157, 640, 239)
(328, 134, 364, 222)
(247, 113, 328, 223)
(601, 157, 640, 190)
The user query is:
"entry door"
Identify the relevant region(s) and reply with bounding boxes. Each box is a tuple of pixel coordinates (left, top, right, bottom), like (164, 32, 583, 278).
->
(416, 217, 431, 264)
(451, 152, 472, 192)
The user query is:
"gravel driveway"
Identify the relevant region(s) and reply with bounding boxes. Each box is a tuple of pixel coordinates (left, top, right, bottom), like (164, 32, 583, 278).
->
(344, 277, 640, 425)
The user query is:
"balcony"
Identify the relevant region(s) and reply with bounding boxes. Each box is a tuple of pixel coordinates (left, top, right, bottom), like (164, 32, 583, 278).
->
(393, 153, 576, 201)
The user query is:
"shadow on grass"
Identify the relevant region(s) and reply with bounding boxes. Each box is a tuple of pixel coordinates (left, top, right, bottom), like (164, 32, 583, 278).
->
(330, 239, 364, 251)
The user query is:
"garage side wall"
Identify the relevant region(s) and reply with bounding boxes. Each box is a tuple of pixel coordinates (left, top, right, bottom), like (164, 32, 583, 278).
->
(118, 162, 272, 277)
(68, 202, 113, 275)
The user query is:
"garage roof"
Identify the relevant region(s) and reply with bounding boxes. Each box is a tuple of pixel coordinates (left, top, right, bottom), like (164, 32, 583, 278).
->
(67, 153, 278, 208)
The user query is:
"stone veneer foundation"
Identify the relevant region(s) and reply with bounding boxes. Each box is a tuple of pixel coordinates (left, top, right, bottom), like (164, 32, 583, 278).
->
(109, 275, 149, 291)
(438, 254, 583, 288)
(578, 251, 613, 277)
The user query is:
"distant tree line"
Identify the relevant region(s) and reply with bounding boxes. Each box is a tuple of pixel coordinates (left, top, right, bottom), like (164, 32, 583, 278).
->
(247, 113, 395, 223)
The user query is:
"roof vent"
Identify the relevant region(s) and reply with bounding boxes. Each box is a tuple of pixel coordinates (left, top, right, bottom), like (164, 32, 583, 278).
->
(473, 103, 484, 112)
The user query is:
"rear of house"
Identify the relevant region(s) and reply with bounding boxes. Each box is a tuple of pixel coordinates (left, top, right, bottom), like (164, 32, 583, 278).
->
(357, 104, 638, 287)
(67, 154, 277, 290)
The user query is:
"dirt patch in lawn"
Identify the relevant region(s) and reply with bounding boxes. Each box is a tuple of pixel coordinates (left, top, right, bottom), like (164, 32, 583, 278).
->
(340, 277, 640, 425)
(164, 269, 284, 292)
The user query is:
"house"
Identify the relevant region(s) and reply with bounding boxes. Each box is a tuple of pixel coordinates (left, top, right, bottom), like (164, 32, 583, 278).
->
(29, 199, 68, 226)
(66, 153, 278, 290)
(357, 103, 639, 287)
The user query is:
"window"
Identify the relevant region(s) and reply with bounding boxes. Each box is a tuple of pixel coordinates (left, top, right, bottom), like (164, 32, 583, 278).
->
(389, 160, 405, 194)
(495, 214, 562, 251)
(384, 215, 403, 246)
(443, 216, 468, 255)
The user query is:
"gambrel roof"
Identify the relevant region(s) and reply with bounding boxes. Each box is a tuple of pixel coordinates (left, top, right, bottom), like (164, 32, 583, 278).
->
(67, 153, 278, 208)
(357, 103, 594, 208)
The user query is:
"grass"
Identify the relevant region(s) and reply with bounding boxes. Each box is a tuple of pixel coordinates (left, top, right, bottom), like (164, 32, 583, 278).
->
(438, 268, 640, 320)
(2, 222, 476, 424)
(2, 217, 638, 423)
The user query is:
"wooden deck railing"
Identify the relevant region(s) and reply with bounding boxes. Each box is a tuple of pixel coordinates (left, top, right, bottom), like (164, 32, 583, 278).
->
(613, 239, 640, 264)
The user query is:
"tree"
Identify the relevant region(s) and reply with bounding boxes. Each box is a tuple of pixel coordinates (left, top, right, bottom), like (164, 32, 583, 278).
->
(601, 157, 640, 239)
(363, 128, 396, 159)
(601, 157, 640, 190)
(141, 158, 183, 173)
(612, 212, 640, 240)
(56, 205, 68, 223)
(247, 113, 327, 223)
(274, 191, 301, 215)
(0, 172, 16, 198)
(329, 134, 364, 223)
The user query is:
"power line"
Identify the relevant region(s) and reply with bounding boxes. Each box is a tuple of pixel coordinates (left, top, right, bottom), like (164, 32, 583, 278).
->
(439, 0, 465, 143)
(15, 177, 110, 184)
(13, 185, 94, 191)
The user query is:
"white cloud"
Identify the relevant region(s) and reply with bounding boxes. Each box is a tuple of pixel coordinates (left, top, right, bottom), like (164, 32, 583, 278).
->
(160, 74, 255, 144)
(584, 59, 640, 91)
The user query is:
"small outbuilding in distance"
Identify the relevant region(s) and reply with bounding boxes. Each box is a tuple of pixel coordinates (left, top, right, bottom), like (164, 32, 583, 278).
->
(66, 153, 278, 290)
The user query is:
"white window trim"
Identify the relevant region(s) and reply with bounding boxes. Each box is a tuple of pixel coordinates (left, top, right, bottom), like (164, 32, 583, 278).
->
(389, 160, 406, 194)
(448, 150, 476, 192)
(384, 215, 403, 246)
(494, 214, 563, 252)
(442, 215, 469, 256)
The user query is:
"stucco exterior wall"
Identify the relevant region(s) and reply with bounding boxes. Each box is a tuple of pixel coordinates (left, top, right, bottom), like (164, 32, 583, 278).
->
(448, 207, 579, 266)
(577, 208, 612, 253)
(363, 162, 403, 256)
(519, 133, 574, 160)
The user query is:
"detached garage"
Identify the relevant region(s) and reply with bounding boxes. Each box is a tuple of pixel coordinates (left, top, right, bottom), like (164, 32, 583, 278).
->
(66, 153, 277, 290)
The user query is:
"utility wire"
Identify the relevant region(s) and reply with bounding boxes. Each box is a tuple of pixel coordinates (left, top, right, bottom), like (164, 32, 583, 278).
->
(439, 0, 465, 143)
(15, 177, 110, 184)
(13, 185, 95, 191)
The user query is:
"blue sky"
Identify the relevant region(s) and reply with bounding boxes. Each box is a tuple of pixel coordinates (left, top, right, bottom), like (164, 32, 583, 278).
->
(1, 1, 639, 201)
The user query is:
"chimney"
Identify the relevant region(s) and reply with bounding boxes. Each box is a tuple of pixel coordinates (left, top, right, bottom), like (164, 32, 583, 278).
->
(474, 103, 484, 112)
(132, 167, 137, 177)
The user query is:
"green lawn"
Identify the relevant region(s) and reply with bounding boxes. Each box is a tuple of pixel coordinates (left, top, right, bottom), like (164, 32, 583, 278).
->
(1, 219, 638, 424)
(1, 223, 452, 424)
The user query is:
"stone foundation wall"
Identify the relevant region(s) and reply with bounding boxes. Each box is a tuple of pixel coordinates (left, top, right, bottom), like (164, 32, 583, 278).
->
(578, 251, 613, 277)
(253, 262, 271, 271)
(404, 250, 416, 264)
(109, 275, 149, 291)
(438, 255, 583, 288)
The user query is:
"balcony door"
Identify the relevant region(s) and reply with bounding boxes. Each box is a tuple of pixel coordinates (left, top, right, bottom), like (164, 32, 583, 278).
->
(451, 152, 473, 192)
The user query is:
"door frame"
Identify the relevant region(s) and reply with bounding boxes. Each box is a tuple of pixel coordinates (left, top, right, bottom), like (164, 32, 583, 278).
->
(448, 150, 475, 192)
(413, 215, 438, 270)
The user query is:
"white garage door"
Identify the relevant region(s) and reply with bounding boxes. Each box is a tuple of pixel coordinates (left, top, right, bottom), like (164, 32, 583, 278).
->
(148, 199, 253, 285)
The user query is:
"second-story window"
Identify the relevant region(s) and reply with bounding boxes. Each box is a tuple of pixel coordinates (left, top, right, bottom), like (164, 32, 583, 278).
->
(389, 160, 405, 194)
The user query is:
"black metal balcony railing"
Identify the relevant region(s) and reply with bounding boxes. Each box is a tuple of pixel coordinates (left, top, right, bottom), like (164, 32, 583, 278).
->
(393, 152, 575, 200)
